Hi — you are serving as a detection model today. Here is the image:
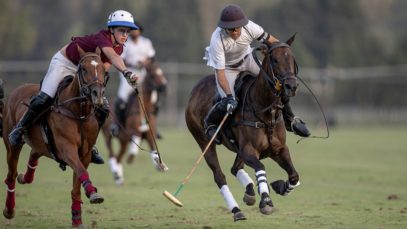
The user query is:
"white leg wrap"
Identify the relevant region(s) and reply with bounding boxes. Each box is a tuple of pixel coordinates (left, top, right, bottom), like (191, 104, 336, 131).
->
(236, 169, 254, 187)
(255, 170, 269, 195)
(285, 181, 301, 195)
(114, 163, 124, 186)
(139, 121, 149, 132)
(108, 157, 118, 173)
(128, 135, 142, 155)
(150, 90, 158, 104)
(27, 164, 38, 169)
(220, 185, 239, 212)
(116, 163, 124, 178)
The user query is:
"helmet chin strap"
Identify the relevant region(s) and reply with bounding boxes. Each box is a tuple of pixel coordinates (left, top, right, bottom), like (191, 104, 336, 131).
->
(110, 28, 120, 46)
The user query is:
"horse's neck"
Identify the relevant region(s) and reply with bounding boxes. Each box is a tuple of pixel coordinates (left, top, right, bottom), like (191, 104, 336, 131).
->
(253, 67, 277, 109)
(59, 76, 91, 112)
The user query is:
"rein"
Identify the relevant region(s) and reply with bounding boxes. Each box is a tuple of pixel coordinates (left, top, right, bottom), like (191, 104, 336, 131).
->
(295, 76, 330, 143)
(236, 43, 299, 143)
(252, 43, 299, 95)
(249, 43, 330, 143)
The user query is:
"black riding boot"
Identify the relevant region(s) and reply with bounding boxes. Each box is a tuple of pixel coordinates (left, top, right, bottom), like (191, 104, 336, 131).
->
(204, 101, 226, 145)
(8, 92, 53, 145)
(91, 97, 109, 165)
(281, 96, 310, 137)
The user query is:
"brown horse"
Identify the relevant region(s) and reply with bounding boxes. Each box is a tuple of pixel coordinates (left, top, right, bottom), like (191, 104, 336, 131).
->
(2, 48, 106, 227)
(185, 35, 301, 221)
(102, 62, 168, 185)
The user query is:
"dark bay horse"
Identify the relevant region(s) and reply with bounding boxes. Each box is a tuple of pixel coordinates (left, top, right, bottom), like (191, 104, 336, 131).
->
(2, 47, 106, 227)
(102, 62, 168, 185)
(185, 35, 301, 221)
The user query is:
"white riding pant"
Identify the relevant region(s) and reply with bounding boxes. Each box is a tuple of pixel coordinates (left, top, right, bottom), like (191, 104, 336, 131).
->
(215, 54, 260, 98)
(117, 67, 147, 103)
(41, 51, 77, 98)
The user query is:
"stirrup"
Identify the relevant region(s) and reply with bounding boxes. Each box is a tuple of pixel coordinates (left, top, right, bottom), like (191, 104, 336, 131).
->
(291, 117, 311, 137)
(91, 146, 105, 164)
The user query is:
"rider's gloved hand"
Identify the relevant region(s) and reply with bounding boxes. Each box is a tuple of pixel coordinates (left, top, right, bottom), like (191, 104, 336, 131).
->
(123, 70, 138, 88)
(223, 94, 238, 114)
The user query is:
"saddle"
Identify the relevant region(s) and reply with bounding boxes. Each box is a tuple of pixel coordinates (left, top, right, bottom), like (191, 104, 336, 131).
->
(215, 72, 257, 152)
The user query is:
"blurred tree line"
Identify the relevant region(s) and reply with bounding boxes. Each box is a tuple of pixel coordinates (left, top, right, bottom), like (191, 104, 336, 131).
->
(1, 0, 406, 68)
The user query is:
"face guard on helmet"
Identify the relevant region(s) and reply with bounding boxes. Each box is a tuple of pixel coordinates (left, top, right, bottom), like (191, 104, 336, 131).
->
(218, 4, 249, 29)
(107, 10, 139, 30)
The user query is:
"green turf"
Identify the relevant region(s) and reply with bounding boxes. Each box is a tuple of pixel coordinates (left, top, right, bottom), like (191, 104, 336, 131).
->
(1, 126, 406, 228)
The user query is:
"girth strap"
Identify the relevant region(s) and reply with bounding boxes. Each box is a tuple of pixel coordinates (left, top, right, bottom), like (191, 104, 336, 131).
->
(238, 120, 266, 128)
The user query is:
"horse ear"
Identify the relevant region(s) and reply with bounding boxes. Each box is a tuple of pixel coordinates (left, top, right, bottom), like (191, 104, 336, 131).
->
(286, 33, 297, 46)
(77, 45, 86, 57)
(95, 46, 101, 56)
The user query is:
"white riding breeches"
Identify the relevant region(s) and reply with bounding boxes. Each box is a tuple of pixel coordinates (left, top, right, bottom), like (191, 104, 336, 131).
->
(215, 53, 260, 98)
(41, 51, 77, 98)
(117, 67, 147, 102)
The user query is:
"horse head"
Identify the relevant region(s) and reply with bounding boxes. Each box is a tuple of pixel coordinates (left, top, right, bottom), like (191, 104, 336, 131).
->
(145, 62, 168, 94)
(76, 46, 106, 107)
(262, 34, 298, 97)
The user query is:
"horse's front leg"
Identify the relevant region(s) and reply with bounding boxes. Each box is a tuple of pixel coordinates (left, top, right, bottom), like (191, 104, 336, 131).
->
(59, 143, 104, 204)
(17, 151, 40, 185)
(204, 145, 246, 221)
(270, 145, 300, 196)
(239, 145, 273, 215)
(231, 155, 256, 206)
(112, 138, 128, 186)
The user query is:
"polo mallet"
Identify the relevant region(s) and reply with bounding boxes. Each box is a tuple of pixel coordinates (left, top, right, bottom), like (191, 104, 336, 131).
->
(134, 86, 167, 171)
(163, 112, 230, 207)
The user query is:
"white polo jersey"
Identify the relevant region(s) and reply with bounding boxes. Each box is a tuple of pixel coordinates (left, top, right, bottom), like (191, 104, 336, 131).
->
(205, 20, 268, 69)
(118, 36, 156, 102)
(121, 36, 156, 68)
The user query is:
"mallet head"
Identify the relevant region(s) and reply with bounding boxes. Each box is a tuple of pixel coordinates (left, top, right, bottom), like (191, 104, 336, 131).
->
(163, 190, 183, 207)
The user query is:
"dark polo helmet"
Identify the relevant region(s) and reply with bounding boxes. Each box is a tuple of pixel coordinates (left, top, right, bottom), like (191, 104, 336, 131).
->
(218, 4, 248, 29)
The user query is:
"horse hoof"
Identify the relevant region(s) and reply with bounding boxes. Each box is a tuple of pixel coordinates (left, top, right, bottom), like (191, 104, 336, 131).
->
(127, 155, 135, 164)
(271, 180, 286, 195)
(259, 194, 274, 215)
(17, 174, 26, 184)
(114, 177, 124, 186)
(233, 211, 247, 221)
(243, 193, 256, 206)
(3, 208, 15, 219)
(71, 223, 85, 228)
(89, 193, 104, 204)
(259, 205, 273, 215)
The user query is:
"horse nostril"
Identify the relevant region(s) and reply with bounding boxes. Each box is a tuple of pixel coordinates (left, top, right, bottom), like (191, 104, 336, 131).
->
(284, 83, 292, 91)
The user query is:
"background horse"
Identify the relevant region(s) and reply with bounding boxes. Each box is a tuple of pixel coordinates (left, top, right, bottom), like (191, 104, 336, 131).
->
(185, 35, 301, 221)
(102, 62, 168, 186)
(2, 48, 106, 227)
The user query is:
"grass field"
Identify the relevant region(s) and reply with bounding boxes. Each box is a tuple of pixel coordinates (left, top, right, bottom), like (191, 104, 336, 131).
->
(1, 126, 406, 228)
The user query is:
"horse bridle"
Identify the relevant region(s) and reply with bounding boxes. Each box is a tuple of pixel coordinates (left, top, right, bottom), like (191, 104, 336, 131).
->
(55, 53, 107, 111)
(252, 42, 298, 95)
(76, 53, 107, 99)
